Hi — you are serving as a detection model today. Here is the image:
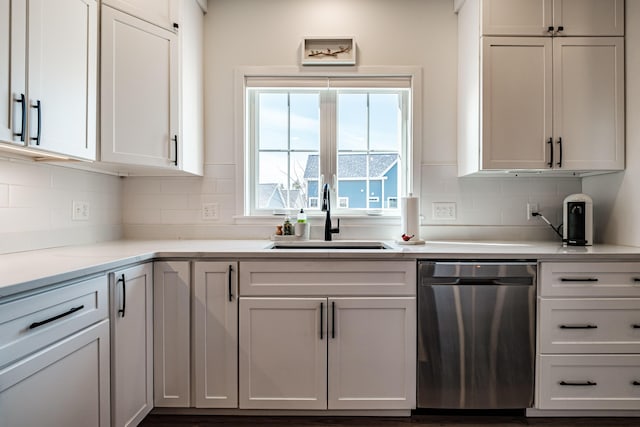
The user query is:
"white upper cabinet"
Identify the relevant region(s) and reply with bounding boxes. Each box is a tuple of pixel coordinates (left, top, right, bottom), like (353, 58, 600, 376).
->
(481, 37, 553, 170)
(481, 0, 624, 36)
(102, 0, 179, 32)
(552, 37, 625, 170)
(99, 0, 203, 176)
(0, 0, 97, 160)
(0, 0, 26, 145)
(100, 5, 178, 169)
(458, 0, 624, 175)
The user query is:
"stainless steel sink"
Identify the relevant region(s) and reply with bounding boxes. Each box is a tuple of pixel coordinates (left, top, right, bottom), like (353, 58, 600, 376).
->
(268, 241, 391, 250)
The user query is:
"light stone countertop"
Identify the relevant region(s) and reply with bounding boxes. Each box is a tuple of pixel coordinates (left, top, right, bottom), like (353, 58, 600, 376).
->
(2, 239, 640, 298)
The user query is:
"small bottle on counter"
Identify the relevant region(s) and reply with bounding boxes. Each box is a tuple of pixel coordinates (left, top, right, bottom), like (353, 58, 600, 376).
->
(275, 225, 283, 235)
(297, 208, 307, 223)
(283, 216, 294, 235)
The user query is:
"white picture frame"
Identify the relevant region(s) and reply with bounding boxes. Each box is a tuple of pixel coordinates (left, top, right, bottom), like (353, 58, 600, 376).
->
(301, 37, 356, 66)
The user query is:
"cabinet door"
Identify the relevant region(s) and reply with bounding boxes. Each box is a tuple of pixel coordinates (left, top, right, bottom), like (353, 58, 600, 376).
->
(101, 5, 178, 168)
(553, 0, 624, 36)
(153, 261, 190, 407)
(328, 297, 416, 410)
(102, 0, 178, 32)
(0, 0, 26, 146)
(482, 37, 553, 170)
(239, 297, 327, 410)
(482, 0, 552, 36)
(553, 38, 624, 171)
(193, 262, 238, 408)
(0, 320, 110, 427)
(110, 263, 153, 427)
(27, 0, 97, 160)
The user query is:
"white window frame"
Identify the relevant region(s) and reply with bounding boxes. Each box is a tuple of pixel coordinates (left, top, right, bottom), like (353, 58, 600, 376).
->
(234, 66, 422, 220)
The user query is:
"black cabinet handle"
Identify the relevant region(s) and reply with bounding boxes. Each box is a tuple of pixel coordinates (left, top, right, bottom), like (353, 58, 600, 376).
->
(632, 324, 640, 329)
(633, 278, 640, 282)
(320, 302, 324, 340)
(29, 305, 85, 330)
(547, 137, 553, 168)
(30, 100, 41, 145)
(331, 301, 336, 339)
(14, 94, 26, 141)
(633, 381, 640, 386)
(117, 274, 126, 317)
(559, 380, 596, 386)
(560, 277, 598, 282)
(557, 26, 564, 33)
(547, 26, 555, 33)
(557, 137, 563, 168)
(173, 135, 178, 166)
(559, 324, 597, 329)
(228, 264, 234, 302)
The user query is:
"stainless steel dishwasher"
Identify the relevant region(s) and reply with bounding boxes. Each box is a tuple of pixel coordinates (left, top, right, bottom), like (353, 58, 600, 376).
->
(417, 261, 536, 409)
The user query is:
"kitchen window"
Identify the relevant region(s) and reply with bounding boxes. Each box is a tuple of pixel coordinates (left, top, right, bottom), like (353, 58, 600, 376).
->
(243, 73, 416, 217)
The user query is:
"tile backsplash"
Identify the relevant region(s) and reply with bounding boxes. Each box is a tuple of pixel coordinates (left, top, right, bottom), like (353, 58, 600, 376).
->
(0, 156, 123, 254)
(121, 163, 581, 243)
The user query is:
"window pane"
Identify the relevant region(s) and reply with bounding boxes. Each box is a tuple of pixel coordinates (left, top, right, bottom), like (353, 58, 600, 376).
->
(337, 93, 367, 151)
(370, 93, 401, 151)
(257, 151, 288, 209)
(336, 153, 400, 210)
(258, 93, 288, 150)
(290, 93, 320, 151)
(292, 152, 317, 210)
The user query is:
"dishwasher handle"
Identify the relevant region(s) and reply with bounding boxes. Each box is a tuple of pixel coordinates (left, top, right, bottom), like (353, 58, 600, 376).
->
(430, 277, 535, 286)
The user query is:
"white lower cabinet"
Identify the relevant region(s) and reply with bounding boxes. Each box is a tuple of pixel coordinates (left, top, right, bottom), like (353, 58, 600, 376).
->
(239, 293, 416, 410)
(328, 297, 416, 410)
(193, 261, 238, 408)
(239, 297, 328, 410)
(0, 320, 110, 427)
(153, 261, 191, 407)
(538, 355, 640, 410)
(0, 287, 110, 427)
(537, 261, 640, 411)
(109, 263, 153, 427)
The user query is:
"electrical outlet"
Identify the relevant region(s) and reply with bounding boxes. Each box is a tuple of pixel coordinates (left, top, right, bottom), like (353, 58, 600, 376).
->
(72, 201, 90, 221)
(202, 203, 219, 220)
(527, 202, 539, 221)
(432, 202, 456, 220)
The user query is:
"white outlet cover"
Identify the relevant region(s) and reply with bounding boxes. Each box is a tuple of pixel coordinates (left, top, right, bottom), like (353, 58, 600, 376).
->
(202, 203, 219, 220)
(432, 202, 456, 220)
(72, 201, 90, 221)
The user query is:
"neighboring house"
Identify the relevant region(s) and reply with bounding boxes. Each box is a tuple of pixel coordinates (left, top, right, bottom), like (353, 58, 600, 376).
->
(303, 154, 399, 209)
(258, 183, 305, 210)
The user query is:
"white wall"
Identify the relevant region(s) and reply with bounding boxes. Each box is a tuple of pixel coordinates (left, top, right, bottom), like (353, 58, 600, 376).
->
(0, 155, 122, 254)
(121, 0, 581, 242)
(583, 1, 640, 247)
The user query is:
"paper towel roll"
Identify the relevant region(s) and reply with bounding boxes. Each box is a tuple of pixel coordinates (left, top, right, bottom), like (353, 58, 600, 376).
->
(400, 195, 420, 240)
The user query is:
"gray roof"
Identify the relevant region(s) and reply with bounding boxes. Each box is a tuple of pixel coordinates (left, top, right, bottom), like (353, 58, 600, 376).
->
(258, 184, 305, 209)
(303, 154, 398, 179)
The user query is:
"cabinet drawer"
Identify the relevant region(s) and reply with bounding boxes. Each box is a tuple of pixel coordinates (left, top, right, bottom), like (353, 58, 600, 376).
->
(537, 355, 640, 410)
(0, 275, 108, 367)
(539, 298, 640, 354)
(540, 262, 640, 297)
(239, 261, 416, 296)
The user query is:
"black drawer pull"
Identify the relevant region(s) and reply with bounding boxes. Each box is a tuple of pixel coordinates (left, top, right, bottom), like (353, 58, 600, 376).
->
(632, 324, 640, 329)
(559, 380, 597, 387)
(633, 278, 640, 282)
(29, 305, 85, 330)
(560, 277, 598, 282)
(228, 264, 234, 302)
(117, 274, 126, 317)
(633, 381, 640, 386)
(559, 324, 597, 329)
(320, 302, 324, 340)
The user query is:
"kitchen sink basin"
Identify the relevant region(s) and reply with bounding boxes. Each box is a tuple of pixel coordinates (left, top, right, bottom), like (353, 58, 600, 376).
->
(268, 241, 391, 250)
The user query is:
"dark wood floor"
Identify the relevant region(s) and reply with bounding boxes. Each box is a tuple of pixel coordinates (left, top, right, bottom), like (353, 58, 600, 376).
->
(140, 413, 640, 427)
